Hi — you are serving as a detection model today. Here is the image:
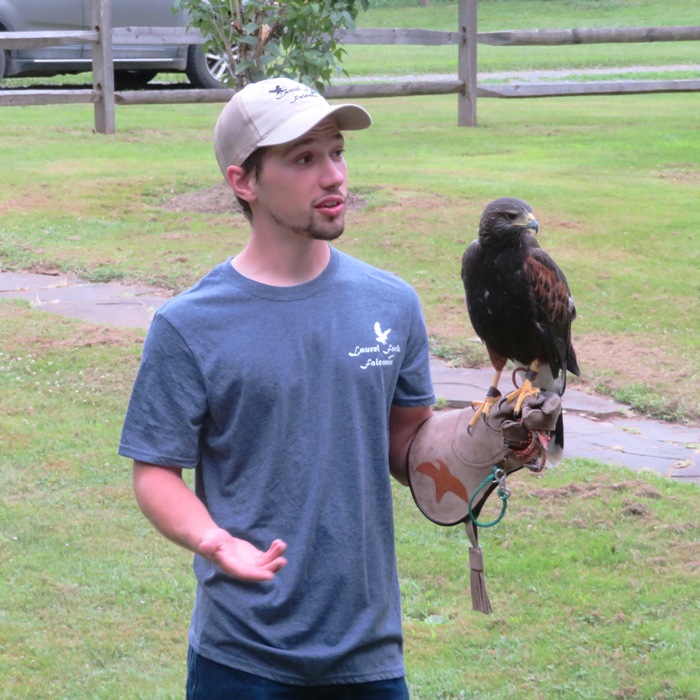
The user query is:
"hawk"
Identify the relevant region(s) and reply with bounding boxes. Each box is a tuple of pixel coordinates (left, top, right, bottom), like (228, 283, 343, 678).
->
(461, 197, 580, 462)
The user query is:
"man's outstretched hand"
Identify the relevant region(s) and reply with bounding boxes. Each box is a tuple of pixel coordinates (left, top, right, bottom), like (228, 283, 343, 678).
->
(198, 528, 288, 582)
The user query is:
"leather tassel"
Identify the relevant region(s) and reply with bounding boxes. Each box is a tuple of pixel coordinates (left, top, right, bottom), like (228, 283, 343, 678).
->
(469, 545, 492, 614)
(465, 520, 492, 613)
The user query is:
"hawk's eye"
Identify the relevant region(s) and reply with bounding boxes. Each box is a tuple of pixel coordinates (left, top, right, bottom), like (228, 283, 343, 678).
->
(505, 212, 518, 221)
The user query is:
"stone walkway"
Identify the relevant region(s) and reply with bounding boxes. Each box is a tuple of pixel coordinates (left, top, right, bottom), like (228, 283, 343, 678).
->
(2, 269, 698, 484)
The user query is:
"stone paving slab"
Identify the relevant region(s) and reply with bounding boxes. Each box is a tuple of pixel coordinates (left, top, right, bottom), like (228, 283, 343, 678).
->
(429, 358, 700, 484)
(0, 271, 169, 329)
(429, 360, 629, 418)
(564, 415, 700, 479)
(2, 270, 699, 484)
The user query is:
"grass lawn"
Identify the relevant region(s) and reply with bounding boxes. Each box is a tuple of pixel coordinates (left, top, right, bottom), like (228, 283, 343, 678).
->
(1, 302, 698, 698)
(1, 2, 699, 697)
(1, 90, 698, 422)
(345, 0, 700, 78)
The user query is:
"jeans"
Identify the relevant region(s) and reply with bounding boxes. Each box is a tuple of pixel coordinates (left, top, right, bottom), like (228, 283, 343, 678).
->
(186, 647, 410, 700)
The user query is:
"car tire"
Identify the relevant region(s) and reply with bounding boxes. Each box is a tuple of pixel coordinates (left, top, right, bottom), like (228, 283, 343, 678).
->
(186, 44, 232, 89)
(114, 69, 158, 90)
(0, 48, 7, 80)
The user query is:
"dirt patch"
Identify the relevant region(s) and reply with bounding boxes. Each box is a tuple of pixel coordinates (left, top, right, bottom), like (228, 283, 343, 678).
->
(161, 182, 367, 215)
(53, 326, 144, 349)
(26, 264, 65, 276)
(574, 332, 681, 386)
(569, 332, 699, 423)
(0, 304, 143, 354)
(523, 475, 664, 515)
(656, 162, 700, 184)
(162, 182, 242, 215)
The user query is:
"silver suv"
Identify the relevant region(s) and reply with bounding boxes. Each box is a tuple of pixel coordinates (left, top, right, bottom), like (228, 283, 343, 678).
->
(0, 0, 227, 88)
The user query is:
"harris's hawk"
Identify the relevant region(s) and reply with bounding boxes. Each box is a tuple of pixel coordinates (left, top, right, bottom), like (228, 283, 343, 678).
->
(461, 197, 580, 463)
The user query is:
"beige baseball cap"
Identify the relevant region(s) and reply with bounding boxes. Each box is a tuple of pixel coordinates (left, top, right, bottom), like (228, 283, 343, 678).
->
(214, 78, 372, 175)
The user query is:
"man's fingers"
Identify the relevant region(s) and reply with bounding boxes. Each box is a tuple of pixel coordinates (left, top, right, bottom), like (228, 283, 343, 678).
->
(233, 551, 288, 581)
(261, 539, 287, 561)
(258, 539, 288, 573)
(198, 530, 288, 581)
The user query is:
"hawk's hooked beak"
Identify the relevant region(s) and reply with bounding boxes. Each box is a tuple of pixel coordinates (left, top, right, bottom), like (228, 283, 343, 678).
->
(524, 212, 539, 234)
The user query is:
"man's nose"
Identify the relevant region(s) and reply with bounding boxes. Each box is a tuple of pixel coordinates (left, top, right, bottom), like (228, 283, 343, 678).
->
(320, 157, 346, 188)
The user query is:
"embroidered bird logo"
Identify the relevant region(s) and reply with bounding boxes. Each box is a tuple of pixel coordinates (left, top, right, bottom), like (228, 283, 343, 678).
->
(374, 322, 391, 345)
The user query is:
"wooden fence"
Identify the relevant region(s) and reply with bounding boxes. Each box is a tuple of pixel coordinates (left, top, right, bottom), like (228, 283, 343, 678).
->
(0, 0, 698, 132)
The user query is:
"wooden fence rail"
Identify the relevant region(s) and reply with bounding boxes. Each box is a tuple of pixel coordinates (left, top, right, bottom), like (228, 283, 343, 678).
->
(0, 31, 101, 49)
(477, 25, 700, 46)
(338, 24, 700, 46)
(0, 0, 698, 131)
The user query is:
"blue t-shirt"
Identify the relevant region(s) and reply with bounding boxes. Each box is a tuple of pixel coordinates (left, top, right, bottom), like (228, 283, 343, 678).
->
(119, 246, 435, 685)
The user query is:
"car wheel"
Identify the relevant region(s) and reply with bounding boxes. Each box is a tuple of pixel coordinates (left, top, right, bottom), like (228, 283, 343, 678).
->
(0, 49, 7, 81)
(186, 44, 233, 89)
(114, 69, 158, 90)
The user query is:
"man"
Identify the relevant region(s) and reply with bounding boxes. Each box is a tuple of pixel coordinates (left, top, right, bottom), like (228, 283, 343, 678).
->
(119, 78, 436, 698)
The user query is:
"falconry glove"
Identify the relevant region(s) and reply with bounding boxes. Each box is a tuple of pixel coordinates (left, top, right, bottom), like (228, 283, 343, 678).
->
(406, 392, 562, 613)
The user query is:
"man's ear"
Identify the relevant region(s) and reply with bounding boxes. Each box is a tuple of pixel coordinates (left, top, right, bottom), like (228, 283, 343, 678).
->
(226, 165, 256, 204)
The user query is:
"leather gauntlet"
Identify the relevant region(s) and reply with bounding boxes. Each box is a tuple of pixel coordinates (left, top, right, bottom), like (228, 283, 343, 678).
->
(407, 392, 561, 526)
(406, 392, 561, 613)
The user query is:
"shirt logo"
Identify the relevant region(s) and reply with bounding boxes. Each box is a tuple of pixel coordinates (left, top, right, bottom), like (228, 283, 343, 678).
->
(348, 321, 401, 370)
(374, 322, 391, 345)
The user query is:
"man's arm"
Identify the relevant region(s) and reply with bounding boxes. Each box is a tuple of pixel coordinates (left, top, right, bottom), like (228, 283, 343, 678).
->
(132, 461, 287, 581)
(388, 404, 434, 486)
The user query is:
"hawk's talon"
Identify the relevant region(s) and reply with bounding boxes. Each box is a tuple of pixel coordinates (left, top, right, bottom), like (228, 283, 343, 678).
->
(468, 393, 501, 428)
(468, 401, 486, 429)
(505, 378, 540, 416)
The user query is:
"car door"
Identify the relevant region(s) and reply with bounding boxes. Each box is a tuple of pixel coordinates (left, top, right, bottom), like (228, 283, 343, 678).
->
(12, 0, 84, 62)
(85, 0, 185, 63)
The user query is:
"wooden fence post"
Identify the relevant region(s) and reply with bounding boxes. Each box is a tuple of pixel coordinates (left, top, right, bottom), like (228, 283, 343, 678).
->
(91, 0, 115, 134)
(457, 0, 477, 126)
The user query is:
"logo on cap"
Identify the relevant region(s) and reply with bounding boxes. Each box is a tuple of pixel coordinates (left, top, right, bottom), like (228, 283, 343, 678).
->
(268, 83, 319, 104)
